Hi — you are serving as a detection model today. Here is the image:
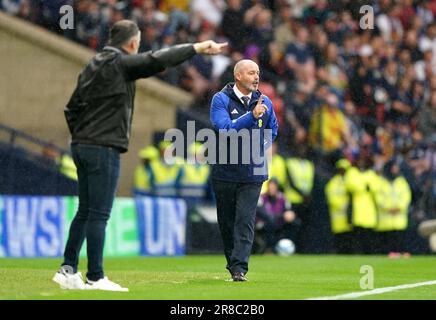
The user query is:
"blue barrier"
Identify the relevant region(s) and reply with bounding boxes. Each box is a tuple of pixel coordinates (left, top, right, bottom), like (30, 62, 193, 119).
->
(0, 195, 187, 258)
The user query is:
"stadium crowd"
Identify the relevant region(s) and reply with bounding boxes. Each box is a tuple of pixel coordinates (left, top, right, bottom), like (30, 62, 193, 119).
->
(2, 0, 435, 255)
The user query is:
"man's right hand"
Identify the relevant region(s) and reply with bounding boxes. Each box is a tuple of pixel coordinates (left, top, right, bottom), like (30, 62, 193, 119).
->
(193, 40, 228, 55)
(253, 99, 268, 119)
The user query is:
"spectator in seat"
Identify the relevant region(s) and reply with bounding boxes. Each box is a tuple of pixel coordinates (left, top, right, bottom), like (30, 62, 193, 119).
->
(255, 178, 300, 254)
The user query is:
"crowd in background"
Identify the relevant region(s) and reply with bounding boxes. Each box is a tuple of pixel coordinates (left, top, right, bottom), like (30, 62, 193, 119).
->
(3, 0, 435, 255)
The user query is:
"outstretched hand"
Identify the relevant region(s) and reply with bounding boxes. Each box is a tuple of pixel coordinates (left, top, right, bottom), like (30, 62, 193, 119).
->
(193, 40, 228, 55)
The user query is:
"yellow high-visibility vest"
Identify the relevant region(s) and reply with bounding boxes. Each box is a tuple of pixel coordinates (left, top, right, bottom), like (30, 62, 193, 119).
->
(325, 174, 353, 234)
(134, 164, 153, 194)
(375, 176, 411, 232)
(138, 146, 159, 161)
(150, 160, 182, 197)
(60, 154, 78, 181)
(261, 153, 287, 194)
(284, 158, 314, 204)
(180, 163, 210, 198)
(344, 167, 379, 229)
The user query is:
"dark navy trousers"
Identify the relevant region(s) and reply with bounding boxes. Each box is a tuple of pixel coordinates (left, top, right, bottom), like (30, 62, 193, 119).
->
(63, 144, 120, 281)
(212, 179, 263, 275)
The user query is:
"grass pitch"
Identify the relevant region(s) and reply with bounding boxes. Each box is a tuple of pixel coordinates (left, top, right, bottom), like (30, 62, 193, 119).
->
(1, 255, 436, 300)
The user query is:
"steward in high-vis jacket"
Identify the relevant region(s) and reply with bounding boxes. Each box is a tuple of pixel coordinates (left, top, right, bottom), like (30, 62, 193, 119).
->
(284, 155, 314, 206)
(179, 142, 211, 203)
(133, 145, 159, 196)
(283, 145, 314, 245)
(374, 160, 411, 254)
(260, 142, 287, 194)
(325, 159, 353, 253)
(344, 157, 379, 254)
(149, 141, 184, 198)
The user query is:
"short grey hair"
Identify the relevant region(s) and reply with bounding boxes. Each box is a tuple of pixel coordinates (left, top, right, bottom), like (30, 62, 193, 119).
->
(108, 20, 140, 48)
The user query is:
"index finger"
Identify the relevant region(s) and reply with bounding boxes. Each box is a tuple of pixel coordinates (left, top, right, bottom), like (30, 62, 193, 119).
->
(218, 42, 228, 49)
(209, 42, 228, 54)
(256, 97, 264, 107)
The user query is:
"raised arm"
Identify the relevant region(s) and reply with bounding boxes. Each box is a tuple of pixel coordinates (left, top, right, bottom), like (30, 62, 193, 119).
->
(120, 44, 195, 80)
(121, 41, 227, 81)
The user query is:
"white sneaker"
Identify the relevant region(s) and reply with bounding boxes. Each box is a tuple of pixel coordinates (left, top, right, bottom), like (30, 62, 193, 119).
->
(52, 266, 85, 290)
(85, 277, 129, 292)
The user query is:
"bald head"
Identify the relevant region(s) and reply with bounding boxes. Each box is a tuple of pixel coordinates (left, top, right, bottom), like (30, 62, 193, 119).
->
(234, 59, 259, 77)
(233, 59, 260, 94)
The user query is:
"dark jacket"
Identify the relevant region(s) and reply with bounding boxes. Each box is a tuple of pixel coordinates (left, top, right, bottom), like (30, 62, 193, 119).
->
(210, 83, 279, 183)
(64, 44, 196, 153)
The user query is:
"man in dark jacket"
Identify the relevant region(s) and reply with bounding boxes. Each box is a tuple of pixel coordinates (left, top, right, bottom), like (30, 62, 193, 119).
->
(210, 59, 278, 281)
(53, 20, 227, 291)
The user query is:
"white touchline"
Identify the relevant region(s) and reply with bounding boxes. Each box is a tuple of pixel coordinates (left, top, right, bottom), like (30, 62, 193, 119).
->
(307, 280, 436, 300)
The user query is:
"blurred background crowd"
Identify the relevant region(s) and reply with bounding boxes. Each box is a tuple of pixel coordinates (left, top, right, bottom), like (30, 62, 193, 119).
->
(2, 0, 435, 255)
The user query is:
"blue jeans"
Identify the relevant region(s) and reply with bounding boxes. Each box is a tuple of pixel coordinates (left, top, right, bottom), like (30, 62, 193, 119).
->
(62, 144, 120, 281)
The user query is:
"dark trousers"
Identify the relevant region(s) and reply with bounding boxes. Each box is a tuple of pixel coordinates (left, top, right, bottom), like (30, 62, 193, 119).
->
(333, 232, 354, 254)
(292, 203, 311, 253)
(375, 231, 405, 254)
(62, 144, 120, 281)
(352, 227, 376, 254)
(212, 179, 262, 275)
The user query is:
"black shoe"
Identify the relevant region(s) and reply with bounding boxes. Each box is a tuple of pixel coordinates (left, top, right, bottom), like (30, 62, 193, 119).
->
(232, 272, 248, 282)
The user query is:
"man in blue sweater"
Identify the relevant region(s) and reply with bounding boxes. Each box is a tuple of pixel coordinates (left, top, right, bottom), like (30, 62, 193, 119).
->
(210, 59, 279, 281)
